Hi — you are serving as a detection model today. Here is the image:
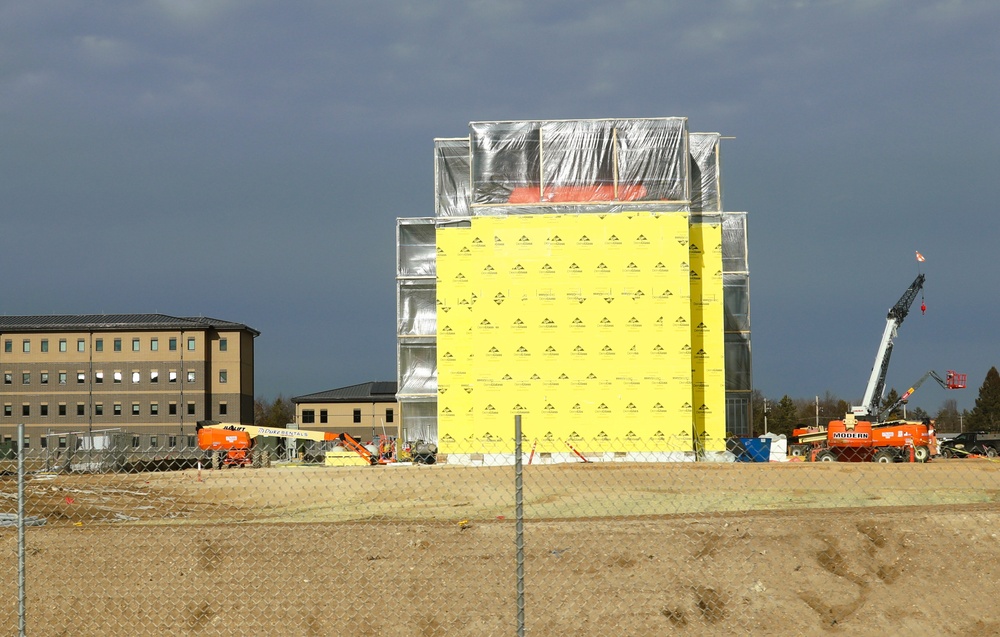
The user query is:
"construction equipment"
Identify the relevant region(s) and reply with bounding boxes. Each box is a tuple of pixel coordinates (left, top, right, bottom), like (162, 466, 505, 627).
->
(851, 273, 925, 419)
(790, 273, 962, 463)
(195, 421, 397, 467)
(792, 417, 937, 463)
(875, 370, 966, 422)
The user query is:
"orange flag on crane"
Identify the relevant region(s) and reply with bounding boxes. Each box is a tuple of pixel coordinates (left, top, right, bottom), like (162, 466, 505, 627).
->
(915, 251, 925, 262)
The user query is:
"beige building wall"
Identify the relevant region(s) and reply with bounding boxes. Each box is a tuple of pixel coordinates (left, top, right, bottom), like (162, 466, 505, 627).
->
(0, 317, 258, 454)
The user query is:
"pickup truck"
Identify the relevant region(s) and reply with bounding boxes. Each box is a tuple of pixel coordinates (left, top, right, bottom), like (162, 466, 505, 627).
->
(939, 431, 1000, 458)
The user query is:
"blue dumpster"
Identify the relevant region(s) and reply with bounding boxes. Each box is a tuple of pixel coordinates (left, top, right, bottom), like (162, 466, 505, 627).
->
(736, 437, 771, 463)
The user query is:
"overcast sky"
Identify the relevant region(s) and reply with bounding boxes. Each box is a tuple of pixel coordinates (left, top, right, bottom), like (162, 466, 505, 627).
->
(2, 1, 996, 413)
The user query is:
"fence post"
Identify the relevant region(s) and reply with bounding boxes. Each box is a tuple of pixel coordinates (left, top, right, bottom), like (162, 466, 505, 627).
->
(514, 415, 525, 637)
(18, 422, 27, 637)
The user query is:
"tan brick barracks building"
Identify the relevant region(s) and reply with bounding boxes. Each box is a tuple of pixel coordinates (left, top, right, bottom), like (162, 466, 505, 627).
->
(0, 314, 258, 459)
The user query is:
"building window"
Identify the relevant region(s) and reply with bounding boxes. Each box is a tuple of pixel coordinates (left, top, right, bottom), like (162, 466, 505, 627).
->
(187, 337, 196, 351)
(22, 404, 30, 417)
(95, 371, 103, 384)
(168, 435, 177, 448)
(113, 403, 122, 416)
(3, 405, 11, 417)
(219, 338, 228, 352)
(95, 338, 103, 352)
(187, 435, 196, 448)
(150, 403, 158, 415)
(78, 339, 85, 352)
(22, 340, 30, 353)
(3, 373, 10, 384)
(132, 371, 140, 384)
(132, 338, 140, 352)
(169, 371, 177, 383)
(187, 371, 196, 383)
(58, 437, 67, 449)
(353, 409, 361, 424)
(150, 371, 159, 383)
(302, 410, 315, 424)
(58, 404, 67, 416)
(95, 404, 103, 416)
(40, 372, 48, 384)
(150, 338, 158, 351)
(77, 372, 85, 384)
(21, 436, 29, 449)
(132, 403, 140, 416)
(320, 409, 328, 424)
(150, 436, 158, 448)
(386, 408, 394, 423)
(59, 339, 67, 352)
(114, 338, 121, 352)
(169, 338, 177, 351)
(187, 402, 196, 416)
(58, 372, 67, 385)
(113, 371, 122, 383)
(3, 340, 10, 353)
(219, 402, 227, 415)
(41, 339, 48, 353)
(169, 403, 177, 415)
(22, 372, 30, 385)
(132, 436, 140, 448)
(219, 370, 227, 384)
(40, 437, 47, 449)
(77, 404, 85, 416)
(40, 404, 48, 417)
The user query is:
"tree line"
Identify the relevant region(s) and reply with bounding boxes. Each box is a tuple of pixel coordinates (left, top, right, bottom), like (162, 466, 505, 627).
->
(752, 366, 1000, 437)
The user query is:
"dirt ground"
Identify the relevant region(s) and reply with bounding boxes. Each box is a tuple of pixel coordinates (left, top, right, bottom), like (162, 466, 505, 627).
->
(3, 459, 1000, 636)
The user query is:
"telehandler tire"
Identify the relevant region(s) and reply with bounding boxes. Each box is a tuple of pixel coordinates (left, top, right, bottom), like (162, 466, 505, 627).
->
(872, 449, 895, 464)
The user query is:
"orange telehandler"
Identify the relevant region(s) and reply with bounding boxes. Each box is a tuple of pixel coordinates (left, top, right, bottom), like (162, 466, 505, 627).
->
(195, 421, 391, 467)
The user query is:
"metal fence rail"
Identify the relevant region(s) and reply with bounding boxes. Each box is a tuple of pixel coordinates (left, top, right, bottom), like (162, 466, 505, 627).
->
(3, 422, 1000, 635)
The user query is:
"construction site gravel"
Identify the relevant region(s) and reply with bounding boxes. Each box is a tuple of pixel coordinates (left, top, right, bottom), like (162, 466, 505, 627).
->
(3, 459, 1000, 636)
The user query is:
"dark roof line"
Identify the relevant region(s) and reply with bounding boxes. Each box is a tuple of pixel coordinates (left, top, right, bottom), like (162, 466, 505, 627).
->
(0, 314, 259, 336)
(293, 381, 398, 403)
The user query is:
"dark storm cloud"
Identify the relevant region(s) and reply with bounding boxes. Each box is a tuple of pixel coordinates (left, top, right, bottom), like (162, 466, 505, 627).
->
(1, 1, 996, 411)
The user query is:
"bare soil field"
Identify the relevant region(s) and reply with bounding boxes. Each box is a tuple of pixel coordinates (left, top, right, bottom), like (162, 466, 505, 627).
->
(3, 459, 1000, 636)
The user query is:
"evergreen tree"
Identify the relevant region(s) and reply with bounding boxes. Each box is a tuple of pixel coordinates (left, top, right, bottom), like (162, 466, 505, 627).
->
(880, 388, 902, 420)
(767, 395, 800, 438)
(967, 367, 1000, 432)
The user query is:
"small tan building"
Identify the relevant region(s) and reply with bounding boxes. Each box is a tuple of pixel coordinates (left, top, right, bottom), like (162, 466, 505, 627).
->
(292, 381, 400, 443)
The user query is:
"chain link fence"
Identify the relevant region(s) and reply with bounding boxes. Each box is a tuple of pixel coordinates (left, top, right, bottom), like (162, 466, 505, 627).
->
(3, 420, 1000, 636)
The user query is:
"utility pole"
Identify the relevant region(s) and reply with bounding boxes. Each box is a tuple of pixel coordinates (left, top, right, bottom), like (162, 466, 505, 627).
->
(763, 399, 769, 435)
(815, 396, 820, 427)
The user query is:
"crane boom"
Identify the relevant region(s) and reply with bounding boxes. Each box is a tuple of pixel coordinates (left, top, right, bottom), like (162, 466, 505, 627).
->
(852, 273, 925, 418)
(874, 369, 949, 422)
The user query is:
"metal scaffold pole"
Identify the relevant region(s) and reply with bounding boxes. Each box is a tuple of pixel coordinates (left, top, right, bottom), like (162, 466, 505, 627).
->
(18, 421, 27, 637)
(514, 415, 525, 637)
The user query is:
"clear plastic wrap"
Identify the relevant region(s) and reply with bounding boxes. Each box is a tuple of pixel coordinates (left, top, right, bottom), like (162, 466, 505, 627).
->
(690, 133, 721, 213)
(470, 118, 688, 207)
(397, 342, 437, 397)
(722, 212, 748, 273)
(397, 280, 437, 337)
(723, 274, 750, 333)
(400, 400, 438, 444)
(397, 219, 437, 277)
(435, 138, 472, 218)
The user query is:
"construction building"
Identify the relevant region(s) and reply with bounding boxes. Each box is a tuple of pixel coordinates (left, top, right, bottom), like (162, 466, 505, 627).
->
(0, 314, 258, 459)
(396, 118, 751, 461)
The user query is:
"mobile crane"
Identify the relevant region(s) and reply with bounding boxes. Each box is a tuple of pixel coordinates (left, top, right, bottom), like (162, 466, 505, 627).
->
(790, 273, 961, 463)
(851, 273, 925, 419)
